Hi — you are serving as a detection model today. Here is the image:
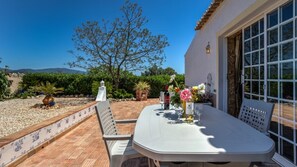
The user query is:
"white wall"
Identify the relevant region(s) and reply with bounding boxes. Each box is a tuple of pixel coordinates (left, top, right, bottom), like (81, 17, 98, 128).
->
(184, 0, 277, 110)
(186, 1, 296, 166)
(185, 0, 258, 86)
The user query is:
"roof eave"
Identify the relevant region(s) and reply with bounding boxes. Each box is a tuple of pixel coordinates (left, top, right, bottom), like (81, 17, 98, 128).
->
(195, 0, 225, 31)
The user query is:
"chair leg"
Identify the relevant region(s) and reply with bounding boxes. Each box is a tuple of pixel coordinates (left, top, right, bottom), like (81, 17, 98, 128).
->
(249, 162, 267, 167)
(110, 157, 123, 167)
(153, 159, 161, 167)
(148, 158, 164, 167)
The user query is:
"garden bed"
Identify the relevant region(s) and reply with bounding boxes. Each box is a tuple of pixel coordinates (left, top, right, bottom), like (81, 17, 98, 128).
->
(0, 97, 94, 138)
(0, 98, 97, 166)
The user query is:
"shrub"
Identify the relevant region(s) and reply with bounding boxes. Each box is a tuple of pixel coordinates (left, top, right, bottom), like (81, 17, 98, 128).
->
(91, 81, 100, 97)
(14, 89, 35, 99)
(112, 89, 133, 99)
(65, 75, 92, 95)
(0, 71, 9, 99)
(21, 73, 185, 99)
(19, 91, 31, 99)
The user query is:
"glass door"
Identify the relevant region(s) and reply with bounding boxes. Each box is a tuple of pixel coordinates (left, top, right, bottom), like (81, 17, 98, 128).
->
(243, 18, 265, 101)
(242, 0, 297, 165)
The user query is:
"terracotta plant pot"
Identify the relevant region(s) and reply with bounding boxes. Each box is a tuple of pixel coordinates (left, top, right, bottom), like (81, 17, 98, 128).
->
(135, 90, 148, 101)
(42, 95, 55, 106)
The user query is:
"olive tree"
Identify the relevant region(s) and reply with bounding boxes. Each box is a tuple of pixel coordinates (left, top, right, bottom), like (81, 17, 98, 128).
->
(68, 0, 169, 89)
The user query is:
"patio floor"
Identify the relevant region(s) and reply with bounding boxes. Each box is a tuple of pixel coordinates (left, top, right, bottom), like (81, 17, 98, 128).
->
(17, 99, 159, 167)
(16, 98, 280, 167)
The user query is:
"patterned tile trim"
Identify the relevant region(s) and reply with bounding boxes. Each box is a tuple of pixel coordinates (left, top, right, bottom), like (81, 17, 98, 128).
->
(0, 103, 97, 166)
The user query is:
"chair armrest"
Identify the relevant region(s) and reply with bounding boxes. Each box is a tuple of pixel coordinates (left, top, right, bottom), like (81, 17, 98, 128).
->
(115, 119, 137, 124)
(102, 134, 132, 140)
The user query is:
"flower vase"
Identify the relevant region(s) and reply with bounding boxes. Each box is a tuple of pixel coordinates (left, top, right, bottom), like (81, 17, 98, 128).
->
(182, 100, 187, 118)
(185, 101, 194, 123)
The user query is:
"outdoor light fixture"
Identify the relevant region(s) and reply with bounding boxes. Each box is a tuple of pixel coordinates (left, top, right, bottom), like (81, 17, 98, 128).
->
(206, 42, 211, 54)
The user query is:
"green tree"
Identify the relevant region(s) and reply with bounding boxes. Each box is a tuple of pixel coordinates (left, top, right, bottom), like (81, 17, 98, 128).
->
(141, 64, 163, 76)
(87, 65, 110, 76)
(163, 67, 177, 75)
(141, 65, 177, 76)
(88, 65, 134, 78)
(0, 58, 9, 99)
(69, 0, 169, 89)
(0, 72, 9, 99)
(4, 65, 9, 75)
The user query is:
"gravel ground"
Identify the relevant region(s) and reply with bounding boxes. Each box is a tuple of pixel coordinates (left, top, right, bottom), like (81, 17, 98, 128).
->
(0, 97, 94, 138)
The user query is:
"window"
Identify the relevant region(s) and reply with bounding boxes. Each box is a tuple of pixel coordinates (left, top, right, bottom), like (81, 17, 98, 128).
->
(243, 19, 264, 100)
(268, 28, 278, 45)
(243, 0, 297, 165)
(268, 9, 278, 28)
(281, 1, 293, 22)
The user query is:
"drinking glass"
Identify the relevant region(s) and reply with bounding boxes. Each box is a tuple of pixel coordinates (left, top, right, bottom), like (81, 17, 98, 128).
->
(159, 91, 164, 109)
(176, 109, 183, 120)
(195, 106, 202, 124)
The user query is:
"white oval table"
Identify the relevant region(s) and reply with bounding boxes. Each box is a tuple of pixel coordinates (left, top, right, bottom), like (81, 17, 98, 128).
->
(132, 104, 275, 163)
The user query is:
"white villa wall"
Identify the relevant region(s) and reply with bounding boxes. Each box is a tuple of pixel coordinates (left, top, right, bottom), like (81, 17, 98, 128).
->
(185, 0, 258, 87)
(186, 1, 296, 166)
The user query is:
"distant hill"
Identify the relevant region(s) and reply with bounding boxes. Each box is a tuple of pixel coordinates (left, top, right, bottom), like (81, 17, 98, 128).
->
(6, 68, 86, 74)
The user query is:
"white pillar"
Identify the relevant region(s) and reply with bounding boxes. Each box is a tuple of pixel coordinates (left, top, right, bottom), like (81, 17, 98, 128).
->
(96, 80, 106, 101)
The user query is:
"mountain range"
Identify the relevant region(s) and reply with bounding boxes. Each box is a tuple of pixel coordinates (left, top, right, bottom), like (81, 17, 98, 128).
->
(4, 68, 86, 74)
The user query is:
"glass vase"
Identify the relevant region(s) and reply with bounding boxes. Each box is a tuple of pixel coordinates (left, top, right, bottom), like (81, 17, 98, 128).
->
(182, 100, 187, 118)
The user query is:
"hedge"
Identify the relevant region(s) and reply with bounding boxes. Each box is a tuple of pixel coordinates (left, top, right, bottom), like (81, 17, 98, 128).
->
(21, 73, 185, 98)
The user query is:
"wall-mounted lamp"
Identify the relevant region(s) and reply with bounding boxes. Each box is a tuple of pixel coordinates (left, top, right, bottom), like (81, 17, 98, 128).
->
(206, 42, 211, 54)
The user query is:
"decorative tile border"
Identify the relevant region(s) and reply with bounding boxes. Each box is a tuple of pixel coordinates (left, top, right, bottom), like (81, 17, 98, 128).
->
(0, 102, 97, 167)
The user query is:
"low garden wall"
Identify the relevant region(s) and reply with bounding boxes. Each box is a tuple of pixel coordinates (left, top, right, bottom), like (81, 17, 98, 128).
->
(0, 101, 97, 167)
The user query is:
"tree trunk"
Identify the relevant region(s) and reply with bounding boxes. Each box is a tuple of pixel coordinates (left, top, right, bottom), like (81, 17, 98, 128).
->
(114, 68, 121, 90)
(114, 80, 119, 90)
(108, 66, 119, 90)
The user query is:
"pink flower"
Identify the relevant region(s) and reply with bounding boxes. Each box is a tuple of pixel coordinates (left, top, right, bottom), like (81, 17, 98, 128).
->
(180, 89, 192, 101)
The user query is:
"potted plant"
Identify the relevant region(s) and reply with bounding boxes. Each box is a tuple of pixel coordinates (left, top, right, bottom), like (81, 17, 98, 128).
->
(30, 81, 64, 106)
(134, 81, 150, 101)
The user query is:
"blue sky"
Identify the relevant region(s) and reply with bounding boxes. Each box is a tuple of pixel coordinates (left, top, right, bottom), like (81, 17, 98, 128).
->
(0, 0, 211, 74)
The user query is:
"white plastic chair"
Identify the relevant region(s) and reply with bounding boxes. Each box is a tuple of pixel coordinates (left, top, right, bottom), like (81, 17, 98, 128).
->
(206, 99, 274, 166)
(238, 99, 276, 167)
(95, 100, 144, 167)
(238, 98, 274, 134)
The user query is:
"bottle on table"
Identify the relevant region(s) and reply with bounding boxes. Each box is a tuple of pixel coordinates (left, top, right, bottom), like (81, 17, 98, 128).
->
(164, 85, 170, 110)
(185, 101, 194, 122)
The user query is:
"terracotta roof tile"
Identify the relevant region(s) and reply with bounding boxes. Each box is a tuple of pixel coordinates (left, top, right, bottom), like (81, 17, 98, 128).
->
(195, 0, 224, 30)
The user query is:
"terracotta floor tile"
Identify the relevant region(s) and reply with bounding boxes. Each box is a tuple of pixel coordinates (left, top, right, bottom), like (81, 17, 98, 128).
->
(81, 159, 96, 167)
(17, 99, 158, 167)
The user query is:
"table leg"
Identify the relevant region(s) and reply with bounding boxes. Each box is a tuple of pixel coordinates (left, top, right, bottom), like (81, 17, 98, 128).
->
(153, 159, 161, 167)
(148, 158, 161, 167)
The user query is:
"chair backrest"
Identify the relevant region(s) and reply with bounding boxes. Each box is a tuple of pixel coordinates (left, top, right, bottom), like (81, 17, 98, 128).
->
(238, 98, 274, 134)
(95, 100, 118, 159)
